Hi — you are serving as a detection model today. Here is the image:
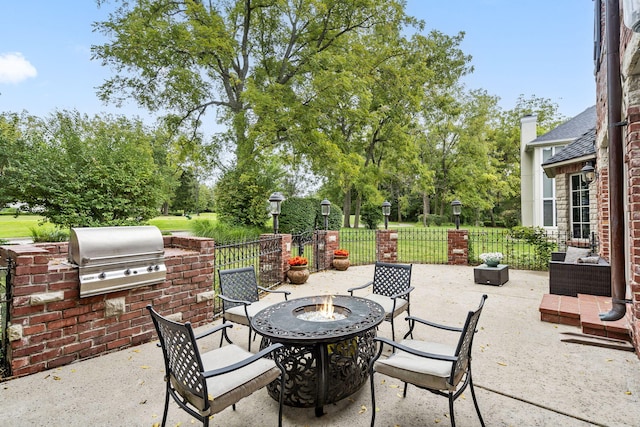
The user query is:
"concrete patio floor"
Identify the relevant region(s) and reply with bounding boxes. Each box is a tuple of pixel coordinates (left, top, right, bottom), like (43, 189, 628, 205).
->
(1, 264, 639, 426)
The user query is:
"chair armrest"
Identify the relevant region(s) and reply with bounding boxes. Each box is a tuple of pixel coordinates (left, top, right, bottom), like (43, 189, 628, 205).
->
(405, 315, 463, 332)
(202, 343, 285, 378)
(389, 286, 415, 300)
(194, 323, 233, 341)
(257, 287, 291, 300)
(347, 281, 373, 295)
(373, 337, 457, 363)
(217, 294, 252, 306)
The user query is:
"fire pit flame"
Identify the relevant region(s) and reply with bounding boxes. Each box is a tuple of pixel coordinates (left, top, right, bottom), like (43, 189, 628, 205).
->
(296, 295, 347, 322)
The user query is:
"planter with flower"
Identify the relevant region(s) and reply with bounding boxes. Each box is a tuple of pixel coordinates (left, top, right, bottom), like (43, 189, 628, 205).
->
(479, 252, 503, 268)
(287, 256, 310, 284)
(332, 249, 350, 271)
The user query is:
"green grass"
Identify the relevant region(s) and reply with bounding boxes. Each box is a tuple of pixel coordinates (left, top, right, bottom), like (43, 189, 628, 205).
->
(0, 213, 218, 238)
(0, 215, 45, 238)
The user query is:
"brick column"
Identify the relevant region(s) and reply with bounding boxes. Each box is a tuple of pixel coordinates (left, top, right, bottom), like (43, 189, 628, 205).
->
(376, 229, 398, 263)
(260, 234, 291, 284)
(447, 229, 468, 265)
(314, 230, 340, 270)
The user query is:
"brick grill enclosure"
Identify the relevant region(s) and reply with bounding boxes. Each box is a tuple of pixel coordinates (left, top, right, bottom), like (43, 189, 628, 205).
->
(1, 236, 215, 378)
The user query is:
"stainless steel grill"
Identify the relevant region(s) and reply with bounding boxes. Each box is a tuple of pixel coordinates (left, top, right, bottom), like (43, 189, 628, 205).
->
(68, 226, 166, 297)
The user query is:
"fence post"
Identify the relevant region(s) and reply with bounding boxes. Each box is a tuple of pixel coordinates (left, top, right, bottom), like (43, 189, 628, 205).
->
(376, 229, 398, 263)
(314, 230, 340, 270)
(448, 229, 469, 265)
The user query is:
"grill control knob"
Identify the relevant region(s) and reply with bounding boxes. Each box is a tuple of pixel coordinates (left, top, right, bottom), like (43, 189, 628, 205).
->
(148, 266, 154, 272)
(124, 269, 131, 276)
(154, 265, 160, 271)
(99, 272, 106, 280)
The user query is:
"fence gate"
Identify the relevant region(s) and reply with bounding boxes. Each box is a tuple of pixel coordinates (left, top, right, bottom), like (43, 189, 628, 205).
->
(1, 257, 13, 379)
(292, 231, 320, 272)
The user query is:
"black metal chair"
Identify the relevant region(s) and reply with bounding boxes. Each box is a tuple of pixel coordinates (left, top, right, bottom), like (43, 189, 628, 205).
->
(368, 295, 488, 427)
(147, 305, 285, 427)
(347, 262, 414, 341)
(218, 266, 291, 351)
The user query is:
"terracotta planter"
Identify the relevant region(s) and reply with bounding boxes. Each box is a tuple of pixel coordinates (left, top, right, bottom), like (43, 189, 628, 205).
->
(332, 255, 350, 271)
(287, 265, 310, 284)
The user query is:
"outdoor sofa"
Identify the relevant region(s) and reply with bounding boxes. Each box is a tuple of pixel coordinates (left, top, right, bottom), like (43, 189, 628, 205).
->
(549, 248, 611, 297)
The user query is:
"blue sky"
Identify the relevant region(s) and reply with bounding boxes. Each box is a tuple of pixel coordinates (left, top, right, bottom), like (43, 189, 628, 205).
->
(0, 0, 595, 122)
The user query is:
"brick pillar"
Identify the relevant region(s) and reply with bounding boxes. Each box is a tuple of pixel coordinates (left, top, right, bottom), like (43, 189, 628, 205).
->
(376, 229, 398, 263)
(314, 230, 340, 270)
(447, 229, 468, 265)
(260, 234, 291, 284)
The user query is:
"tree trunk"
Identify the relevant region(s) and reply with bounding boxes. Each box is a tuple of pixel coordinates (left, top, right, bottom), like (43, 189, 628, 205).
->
(343, 188, 352, 228)
(354, 193, 362, 229)
(422, 193, 429, 227)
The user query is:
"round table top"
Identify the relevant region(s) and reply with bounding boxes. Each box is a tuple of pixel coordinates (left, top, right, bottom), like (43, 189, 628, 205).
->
(251, 295, 385, 344)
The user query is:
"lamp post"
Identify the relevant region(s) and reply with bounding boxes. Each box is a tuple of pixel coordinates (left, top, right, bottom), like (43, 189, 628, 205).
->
(382, 201, 391, 230)
(451, 199, 462, 230)
(321, 199, 331, 230)
(269, 192, 285, 234)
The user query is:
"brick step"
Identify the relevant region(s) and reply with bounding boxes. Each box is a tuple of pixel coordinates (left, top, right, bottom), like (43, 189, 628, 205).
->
(539, 294, 631, 342)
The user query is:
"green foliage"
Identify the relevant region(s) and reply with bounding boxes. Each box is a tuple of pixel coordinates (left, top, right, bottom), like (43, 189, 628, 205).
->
(279, 197, 317, 234)
(29, 226, 69, 243)
(501, 210, 520, 228)
(360, 203, 383, 229)
(190, 219, 263, 243)
(327, 204, 343, 231)
(508, 226, 557, 270)
(213, 164, 276, 228)
(0, 111, 165, 228)
(423, 214, 448, 226)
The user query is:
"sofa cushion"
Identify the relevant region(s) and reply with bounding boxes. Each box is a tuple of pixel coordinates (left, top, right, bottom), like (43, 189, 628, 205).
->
(564, 246, 590, 263)
(577, 256, 601, 264)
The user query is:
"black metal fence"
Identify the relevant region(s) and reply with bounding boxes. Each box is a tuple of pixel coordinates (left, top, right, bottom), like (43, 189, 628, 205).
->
(1, 258, 12, 379)
(213, 235, 282, 317)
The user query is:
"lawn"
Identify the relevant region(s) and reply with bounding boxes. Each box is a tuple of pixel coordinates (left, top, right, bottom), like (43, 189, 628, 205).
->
(0, 213, 217, 239)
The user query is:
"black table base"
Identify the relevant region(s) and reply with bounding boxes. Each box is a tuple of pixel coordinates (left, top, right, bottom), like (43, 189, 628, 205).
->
(261, 328, 377, 415)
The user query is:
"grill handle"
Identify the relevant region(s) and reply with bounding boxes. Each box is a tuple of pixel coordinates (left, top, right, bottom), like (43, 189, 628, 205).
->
(81, 250, 164, 264)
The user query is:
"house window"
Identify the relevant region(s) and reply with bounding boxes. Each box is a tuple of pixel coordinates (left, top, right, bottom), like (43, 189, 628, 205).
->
(542, 148, 556, 226)
(570, 174, 590, 238)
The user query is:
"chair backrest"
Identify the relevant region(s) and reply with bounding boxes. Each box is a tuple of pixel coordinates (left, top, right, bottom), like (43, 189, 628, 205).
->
(372, 262, 412, 297)
(147, 305, 209, 412)
(450, 295, 488, 386)
(219, 266, 260, 309)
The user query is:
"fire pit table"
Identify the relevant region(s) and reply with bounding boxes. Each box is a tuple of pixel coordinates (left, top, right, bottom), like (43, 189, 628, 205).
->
(251, 295, 384, 416)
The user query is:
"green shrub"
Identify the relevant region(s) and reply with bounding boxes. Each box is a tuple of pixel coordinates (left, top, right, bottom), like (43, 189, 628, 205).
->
(501, 210, 520, 228)
(326, 204, 343, 230)
(29, 226, 69, 243)
(279, 197, 316, 233)
(360, 203, 382, 229)
(425, 214, 447, 226)
(508, 226, 557, 269)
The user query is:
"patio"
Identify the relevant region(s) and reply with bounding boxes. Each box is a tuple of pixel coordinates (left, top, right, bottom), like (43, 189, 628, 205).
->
(1, 264, 639, 426)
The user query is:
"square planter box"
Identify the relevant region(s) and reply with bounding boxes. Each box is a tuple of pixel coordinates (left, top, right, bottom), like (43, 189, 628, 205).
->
(474, 264, 509, 286)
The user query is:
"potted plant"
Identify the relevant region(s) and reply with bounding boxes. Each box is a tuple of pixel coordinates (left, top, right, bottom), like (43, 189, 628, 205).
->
(287, 255, 310, 284)
(332, 248, 350, 271)
(479, 252, 503, 268)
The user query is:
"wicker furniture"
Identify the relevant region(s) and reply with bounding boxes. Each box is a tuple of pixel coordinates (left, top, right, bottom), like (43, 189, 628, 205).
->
(218, 266, 291, 351)
(549, 252, 611, 297)
(474, 264, 509, 286)
(369, 295, 488, 427)
(147, 305, 285, 427)
(348, 262, 414, 341)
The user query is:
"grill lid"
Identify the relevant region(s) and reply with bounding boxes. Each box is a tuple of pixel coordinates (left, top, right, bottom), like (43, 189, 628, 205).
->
(68, 226, 166, 297)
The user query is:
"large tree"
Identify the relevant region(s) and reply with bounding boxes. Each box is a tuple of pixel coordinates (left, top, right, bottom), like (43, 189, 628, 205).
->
(0, 111, 165, 227)
(92, 0, 423, 225)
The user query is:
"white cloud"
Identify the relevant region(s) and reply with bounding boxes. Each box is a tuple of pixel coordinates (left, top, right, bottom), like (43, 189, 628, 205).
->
(0, 52, 37, 84)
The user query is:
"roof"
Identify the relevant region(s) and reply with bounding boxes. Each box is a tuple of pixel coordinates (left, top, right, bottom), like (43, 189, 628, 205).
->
(541, 128, 596, 178)
(542, 128, 596, 166)
(529, 105, 596, 145)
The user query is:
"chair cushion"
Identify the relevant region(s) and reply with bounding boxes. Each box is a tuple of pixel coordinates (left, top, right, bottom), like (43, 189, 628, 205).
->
(202, 344, 281, 415)
(375, 339, 463, 392)
(225, 300, 275, 325)
(564, 246, 590, 263)
(363, 293, 408, 320)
